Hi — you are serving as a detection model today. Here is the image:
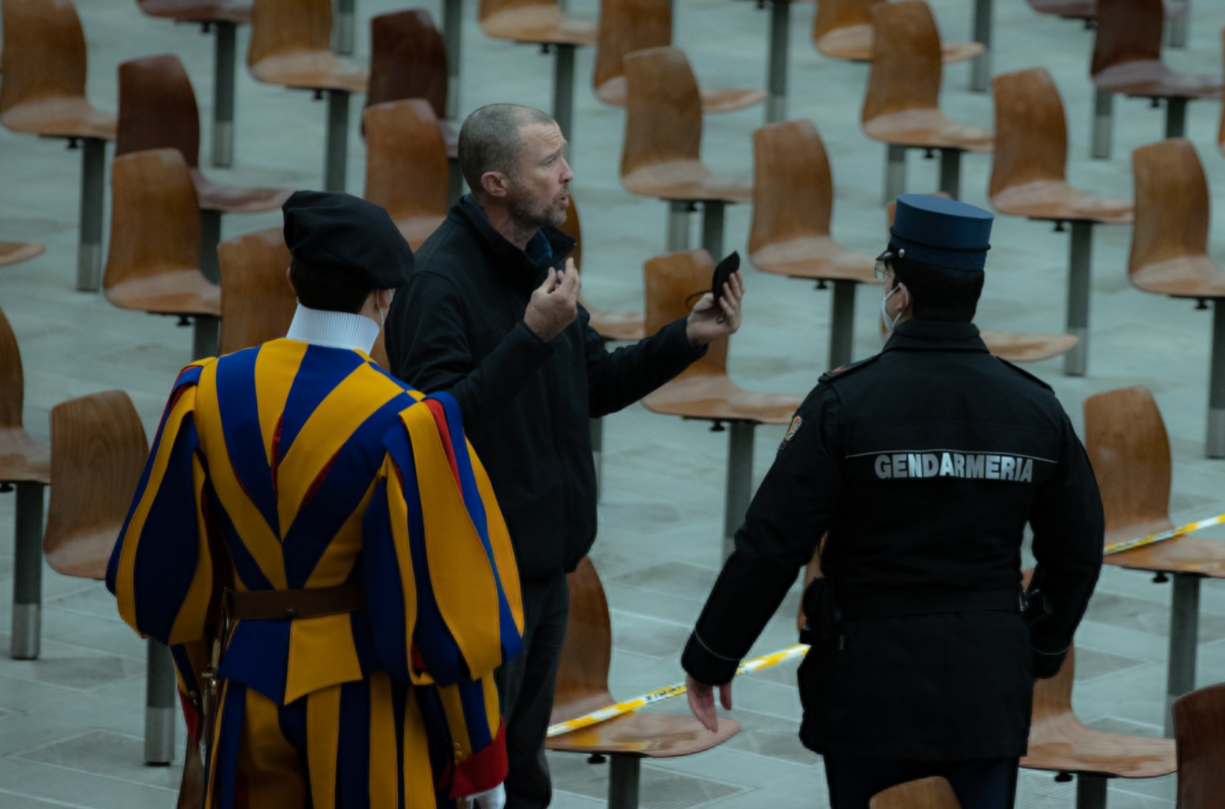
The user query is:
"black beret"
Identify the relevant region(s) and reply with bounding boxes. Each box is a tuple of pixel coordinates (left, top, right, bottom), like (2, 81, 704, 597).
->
(282, 191, 413, 289)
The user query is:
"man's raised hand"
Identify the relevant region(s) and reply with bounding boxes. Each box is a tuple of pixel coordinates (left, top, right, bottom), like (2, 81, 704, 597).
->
(686, 270, 744, 347)
(524, 258, 581, 342)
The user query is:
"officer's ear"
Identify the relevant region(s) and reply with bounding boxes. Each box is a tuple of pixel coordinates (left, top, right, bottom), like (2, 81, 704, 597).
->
(896, 281, 913, 315)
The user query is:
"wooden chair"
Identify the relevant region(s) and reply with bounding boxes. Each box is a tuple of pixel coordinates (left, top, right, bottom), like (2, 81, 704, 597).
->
(46, 389, 178, 765)
(813, 0, 981, 65)
(1129, 140, 1225, 459)
(367, 9, 459, 162)
(218, 227, 296, 355)
(0, 0, 116, 291)
(990, 68, 1132, 377)
(1173, 682, 1225, 808)
(621, 47, 753, 261)
(104, 149, 221, 361)
(117, 54, 291, 284)
(135, 0, 251, 168)
(1022, 644, 1176, 805)
(642, 250, 801, 559)
(861, 0, 993, 204)
(247, 0, 368, 192)
(882, 196, 1078, 364)
(1085, 386, 1225, 735)
(363, 100, 448, 251)
(0, 242, 45, 268)
(0, 305, 51, 662)
(750, 119, 878, 371)
(478, 0, 597, 143)
(593, 0, 765, 113)
(869, 777, 961, 809)
(548, 557, 740, 804)
(1026, 0, 1188, 23)
(1089, 0, 1222, 159)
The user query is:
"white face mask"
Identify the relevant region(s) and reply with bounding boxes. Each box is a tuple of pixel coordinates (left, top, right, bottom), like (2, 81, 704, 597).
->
(881, 285, 903, 334)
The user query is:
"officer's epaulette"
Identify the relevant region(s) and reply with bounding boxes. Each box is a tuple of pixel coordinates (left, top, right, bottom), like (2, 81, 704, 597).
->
(818, 354, 880, 384)
(994, 357, 1054, 391)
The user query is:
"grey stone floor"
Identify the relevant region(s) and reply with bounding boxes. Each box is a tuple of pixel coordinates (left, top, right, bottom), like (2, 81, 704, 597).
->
(2, 0, 1225, 806)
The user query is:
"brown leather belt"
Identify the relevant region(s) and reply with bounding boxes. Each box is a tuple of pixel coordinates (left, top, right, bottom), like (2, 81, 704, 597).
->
(224, 583, 365, 621)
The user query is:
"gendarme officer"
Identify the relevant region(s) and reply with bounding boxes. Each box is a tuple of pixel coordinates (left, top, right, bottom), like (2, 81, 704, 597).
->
(680, 195, 1104, 809)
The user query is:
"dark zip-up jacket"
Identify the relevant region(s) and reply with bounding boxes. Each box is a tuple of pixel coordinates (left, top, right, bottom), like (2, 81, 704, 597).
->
(386, 198, 705, 580)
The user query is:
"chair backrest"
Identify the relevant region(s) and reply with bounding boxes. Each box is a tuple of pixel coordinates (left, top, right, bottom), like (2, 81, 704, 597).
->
(551, 556, 616, 723)
(814, 0, 881, 42)
(363, 99, 449, 222)
(1083, 386, 1173, 545)
(861, 0, 942, 124)
(0, 0, 88, 115)
(367, 9, 447, 117)
(1174, 682, 1225, 808)
(0, 306, 27, 431)
(104, 148, 202, 295)
(1031, 643, 1076, 725)
(1129, 139, 1210, 275)
(593, 0, 670, 93)
(989, 68, 1067, 197)
(45, 390, 149, 579)
(1091, 0, 1162, 76)
(248, 0, 332, 66)
(869, 776, 961, 809)
(555, 194, 582, 271)
(116, 54, 201, 167)
(621, 46, 702, 178)
(643, 249, 728, 377)
(749, 120, 834, 256)
(218, 228, 296, 355)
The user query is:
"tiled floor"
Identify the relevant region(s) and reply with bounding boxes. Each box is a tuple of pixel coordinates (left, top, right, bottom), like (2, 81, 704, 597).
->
(3, 0, 1225, 806)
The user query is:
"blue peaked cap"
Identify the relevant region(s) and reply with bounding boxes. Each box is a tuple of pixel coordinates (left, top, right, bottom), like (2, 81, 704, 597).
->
(889, 194, 994, 271)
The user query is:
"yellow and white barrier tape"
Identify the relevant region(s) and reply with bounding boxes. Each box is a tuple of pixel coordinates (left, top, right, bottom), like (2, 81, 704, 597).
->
(547, 513, 1225, 739)
(1103, 511, 1225, 556)
(546, 644, 809, 737)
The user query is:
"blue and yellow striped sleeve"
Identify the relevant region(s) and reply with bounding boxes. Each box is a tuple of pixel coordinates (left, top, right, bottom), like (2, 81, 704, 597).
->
(362, 391, 524, 796)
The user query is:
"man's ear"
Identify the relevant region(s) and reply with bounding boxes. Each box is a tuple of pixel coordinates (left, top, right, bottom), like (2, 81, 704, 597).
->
(897, 282, 913, 313)
(480, 170, 509, 199)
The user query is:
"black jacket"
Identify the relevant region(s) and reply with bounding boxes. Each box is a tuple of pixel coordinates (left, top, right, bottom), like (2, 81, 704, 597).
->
(682, 320, 1103, 761)
(386, 198, 705, 580)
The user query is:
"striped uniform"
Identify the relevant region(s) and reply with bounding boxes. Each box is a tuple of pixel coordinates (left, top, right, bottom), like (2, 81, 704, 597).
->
(106, 338, 524, 809)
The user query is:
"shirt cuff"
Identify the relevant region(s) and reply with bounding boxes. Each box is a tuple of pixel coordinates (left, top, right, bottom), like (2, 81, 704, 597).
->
(681, 631, 740, 686)
(1031, 645, 1069, 679)
(449, 721, 508, 799)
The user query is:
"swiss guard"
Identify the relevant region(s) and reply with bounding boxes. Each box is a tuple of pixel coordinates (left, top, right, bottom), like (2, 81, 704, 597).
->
(107, 191, 523, 809)
(680, 195, 1104, 809)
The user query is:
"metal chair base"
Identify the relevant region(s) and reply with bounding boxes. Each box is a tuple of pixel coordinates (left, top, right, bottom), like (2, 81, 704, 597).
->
(10, 482, 45, 660)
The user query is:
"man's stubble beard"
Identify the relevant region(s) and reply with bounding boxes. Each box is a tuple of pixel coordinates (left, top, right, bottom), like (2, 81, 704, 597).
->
(507, 181, 567, 232)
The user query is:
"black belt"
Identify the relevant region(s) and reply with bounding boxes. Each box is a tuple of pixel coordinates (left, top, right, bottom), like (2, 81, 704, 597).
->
(838, 588, 1022, 620)
(224, 584, 365, 621)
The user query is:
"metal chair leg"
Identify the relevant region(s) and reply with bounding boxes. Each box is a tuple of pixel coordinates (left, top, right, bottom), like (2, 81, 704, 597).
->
(1164, 97, 1188, 139)
(443, 0, 463, 119)
(701, 201, 725, 260)
(78, 138, 107, 292)
(1207, 301, 1225, 458)
(1165, 0, 1188, 48)
(883, 145, 906, 205)
(1075, 773, 1108, 809)
(828, 280, 856, 370)
(723, 422, 755, 561)
(667, 201, 691, 253)
(324, 90, 351, 192)
(10, 482, 45, 660)
(938, 148, 961, 200)
(145, 639, 178, 764)
(552, 44, 576, 146)
(1091, 90, 1113, 160)
(590, 417, 603, 501)
(765, 0, 790, 123)
(334, 0, 356, 55)
(969, 0, 993, 92)
(210, 21, 237, 168)
(1062, 222, 1093, 377)
(608, 754, 641, 809)
(199, 210, 222, 285)
(193, 316, 221, 360)
(1165, 573, 1201, 736)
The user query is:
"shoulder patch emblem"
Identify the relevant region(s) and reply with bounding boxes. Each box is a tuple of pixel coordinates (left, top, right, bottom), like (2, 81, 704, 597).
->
(779, 415, 803, 450)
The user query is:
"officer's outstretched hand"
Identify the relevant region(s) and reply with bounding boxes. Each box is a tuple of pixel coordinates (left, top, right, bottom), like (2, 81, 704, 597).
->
(685, 271, 744, 346)
(686, 673, 733, 733)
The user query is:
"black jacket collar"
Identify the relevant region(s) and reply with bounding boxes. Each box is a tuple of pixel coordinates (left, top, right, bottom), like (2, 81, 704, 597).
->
(883, 320, 988, 353)
(451, 197, 576, 291)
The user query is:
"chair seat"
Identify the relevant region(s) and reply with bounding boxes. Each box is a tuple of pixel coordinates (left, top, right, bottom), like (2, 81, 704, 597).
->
(394, 215, 447, 250)
(1130, 256, 1225, 298)
(1022, 714, 1176, 778)
(595, 77, 767, 113)
(582, 300, 645, 342)
(991, 181, 1133, 224)
(439, 119, 459, 160)
(863, 110, 993, 153)
(1106, 535, 1225, 577)
(138, 0, 251, 24)
(250, 53, 368, 93)
(751, 237, 878, 284)
(979, 330, 1078, 363)
(2, 98, 116, 140)
(644, 374, 801, 424)
(816, 25, 983, 65)
(480, 9, 598, 46)
(0, 428, 50, 484)
(547, 711, 740, 758)
(0, 242, 46, 267)
(1094, 61, 1223, 100)
(105, 270, 221, 316)
(622, 161, 753, 204)
(192, 170, 292, 214)
(1027, 0, 1096, 18)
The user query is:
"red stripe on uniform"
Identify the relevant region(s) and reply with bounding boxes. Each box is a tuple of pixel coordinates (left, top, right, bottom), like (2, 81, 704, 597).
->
(424, 399, 462, 490)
